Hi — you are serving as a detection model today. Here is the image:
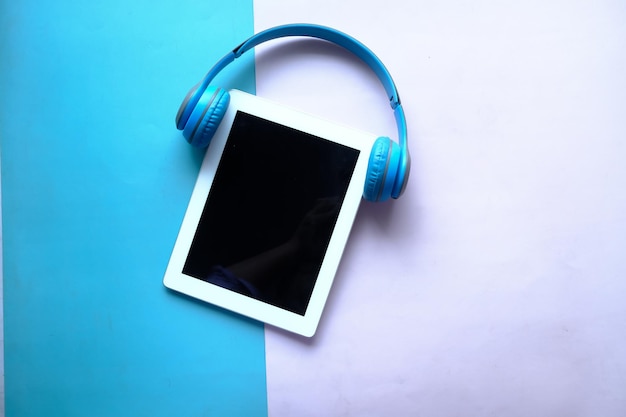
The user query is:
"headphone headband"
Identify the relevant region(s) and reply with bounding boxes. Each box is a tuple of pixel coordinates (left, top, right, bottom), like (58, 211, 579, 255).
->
(236, 25, 401, 108)
(176, 24, 410, 199)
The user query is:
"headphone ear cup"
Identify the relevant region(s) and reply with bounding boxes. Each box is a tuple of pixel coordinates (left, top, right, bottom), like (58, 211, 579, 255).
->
(364, 137, 401, 202)
(182, 86, 230, 148)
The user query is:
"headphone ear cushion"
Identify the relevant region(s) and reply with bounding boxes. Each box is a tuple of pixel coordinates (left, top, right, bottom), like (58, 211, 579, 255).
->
(182, 87, 230, 148)
(364, 137, 401, 202)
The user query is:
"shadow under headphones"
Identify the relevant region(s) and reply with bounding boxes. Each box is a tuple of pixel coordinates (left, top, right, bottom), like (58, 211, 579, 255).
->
(175, 24, 410, 202)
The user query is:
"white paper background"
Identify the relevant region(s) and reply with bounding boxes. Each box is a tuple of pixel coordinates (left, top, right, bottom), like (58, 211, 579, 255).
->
(254, 1, 626, 416)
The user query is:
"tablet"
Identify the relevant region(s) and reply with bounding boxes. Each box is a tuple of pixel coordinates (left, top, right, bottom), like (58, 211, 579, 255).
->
(163, 90, 375, 337)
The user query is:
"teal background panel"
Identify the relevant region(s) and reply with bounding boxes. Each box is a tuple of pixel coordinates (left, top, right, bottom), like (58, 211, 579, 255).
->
(0, 0, 267, 416)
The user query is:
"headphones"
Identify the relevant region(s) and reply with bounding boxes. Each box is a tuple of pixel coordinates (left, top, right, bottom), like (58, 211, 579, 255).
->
(175, 24, 410, 202)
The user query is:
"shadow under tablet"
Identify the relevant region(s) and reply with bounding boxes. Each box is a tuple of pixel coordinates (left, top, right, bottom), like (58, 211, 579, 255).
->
(182, 111, 360, 316)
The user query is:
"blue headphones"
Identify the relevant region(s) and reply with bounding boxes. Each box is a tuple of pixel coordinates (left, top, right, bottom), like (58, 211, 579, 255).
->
(175, 24, 410, 202)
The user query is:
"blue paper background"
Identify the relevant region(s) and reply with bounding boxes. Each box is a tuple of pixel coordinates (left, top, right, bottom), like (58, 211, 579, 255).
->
(1, 0, 267, 416)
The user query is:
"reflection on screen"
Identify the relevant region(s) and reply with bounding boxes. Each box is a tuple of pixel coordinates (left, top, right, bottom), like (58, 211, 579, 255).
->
(183, 111, 360, 315)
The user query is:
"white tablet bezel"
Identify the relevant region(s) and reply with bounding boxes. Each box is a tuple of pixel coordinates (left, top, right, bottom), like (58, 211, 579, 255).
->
(163, 89, 375, 337)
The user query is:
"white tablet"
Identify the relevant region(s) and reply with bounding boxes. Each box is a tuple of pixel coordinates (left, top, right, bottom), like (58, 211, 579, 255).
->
(163, 90, 375, 337)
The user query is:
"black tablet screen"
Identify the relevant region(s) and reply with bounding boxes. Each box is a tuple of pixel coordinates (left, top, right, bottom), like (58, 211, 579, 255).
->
(183, 111, 360, 315)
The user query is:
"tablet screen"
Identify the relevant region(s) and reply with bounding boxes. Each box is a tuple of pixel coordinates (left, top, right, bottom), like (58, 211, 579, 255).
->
(182, 111, 360, 316)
